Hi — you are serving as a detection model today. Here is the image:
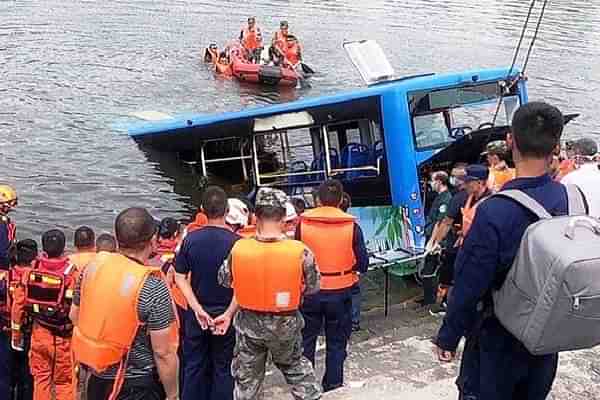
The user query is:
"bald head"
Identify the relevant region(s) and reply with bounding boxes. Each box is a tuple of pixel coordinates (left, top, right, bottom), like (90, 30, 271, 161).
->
(115, 207, 156, 250)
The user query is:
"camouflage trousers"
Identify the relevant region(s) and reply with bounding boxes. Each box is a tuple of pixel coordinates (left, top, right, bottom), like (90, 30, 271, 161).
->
(232, 330, 321, 400)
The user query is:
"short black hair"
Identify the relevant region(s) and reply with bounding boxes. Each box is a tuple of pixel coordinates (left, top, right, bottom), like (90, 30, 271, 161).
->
(255, 205, 286, 222)
(432, 171, 449, 186)
(511, 102, 564, 158)
(291, 198, 306, 215)
(115, 208, 157, 250)
(16, 239, 38, 266)
(42, 229, 66, 258)
(317, 179, 344, 207)
(74, 226, 95, 249)
(159, 217, 179, 239)
(96, 233, 117, 253)
(340, 192, 351, 212)
(201, 186, 228, 219)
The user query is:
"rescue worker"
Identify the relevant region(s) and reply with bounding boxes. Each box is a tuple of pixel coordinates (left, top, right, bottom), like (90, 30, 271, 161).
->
(95, 233, 117, 253)
(239, 17, 263, 64)
(9, 239, 38, 400)
(0, 184, 17, 397)
(456, 165, 492, 246)
(561, 137, 599, 218)
(435, 102, 570, 400)
(427, 165, 468, 315)
(421, 171, 452, 307)
(283, 35, 303, 67)
(23, 229, 75, 400)
(298, 179, 368, 392)
(270, 20, 290, 65)
(69, 226, 96, 273)
(71, 207, 179, 400)
(225, 198, 250, 233)
(218, 187, 322, 400)
(484, 140, 515, 192)
(175, 186, 240, 400)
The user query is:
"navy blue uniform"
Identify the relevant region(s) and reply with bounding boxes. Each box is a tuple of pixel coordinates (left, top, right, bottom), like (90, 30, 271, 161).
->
(437, 175, 568, 400)
(175, 226, 240, 400)
(298, 223, 368, 392)
(0, 216, 14, 397)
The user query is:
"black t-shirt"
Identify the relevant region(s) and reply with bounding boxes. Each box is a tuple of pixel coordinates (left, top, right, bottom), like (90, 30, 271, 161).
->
(446, 190, 469, 249)
(175, 226, 240, 316)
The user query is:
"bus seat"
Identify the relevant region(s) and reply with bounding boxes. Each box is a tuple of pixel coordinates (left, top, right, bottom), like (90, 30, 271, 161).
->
(311, 148, 340, 181)
(341, 143, 371, 179)
(372, 141, 385, 163)
(288, 161, 308, 185)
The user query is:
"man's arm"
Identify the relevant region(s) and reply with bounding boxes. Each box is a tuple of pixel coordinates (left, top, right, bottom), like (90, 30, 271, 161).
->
(430, 216, 454, 247)
(151, 326, 179, 400)
(353, 224, 369, 274)
(69, 271, 84, 325)
(302, 248, 320, 295)
(0, 223, 10, 269)
(436, 205, 501, 352)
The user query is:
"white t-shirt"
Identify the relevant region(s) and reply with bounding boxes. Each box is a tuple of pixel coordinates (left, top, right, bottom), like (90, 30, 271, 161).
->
(562, 163, 600, 218)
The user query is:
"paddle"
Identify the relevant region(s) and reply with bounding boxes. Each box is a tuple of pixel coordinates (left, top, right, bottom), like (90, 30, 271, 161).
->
(300, 62, 315, 74)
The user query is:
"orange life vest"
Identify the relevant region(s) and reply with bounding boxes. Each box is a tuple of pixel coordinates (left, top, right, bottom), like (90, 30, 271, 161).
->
(238, 225, 257, 238)
(187, 212, 208, 234)
(460, 193, 490, 242)
(149, 244, 189, 310)
(273, 30, 287, 52)
(72, 252, 177, 399)
(487, 167, 515, 192)
(69, 251, 96, 274)
(300, 207, 357, 290)
(241, 26, 262, 51)
(25, 255, 76, 332)
(7, 265, 30, 313)
(232, 238, 305, 313)
(286, 42, 301, 65)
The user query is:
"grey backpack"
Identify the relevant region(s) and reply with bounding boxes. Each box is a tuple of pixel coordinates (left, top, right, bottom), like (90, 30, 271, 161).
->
(492, 185, 600, 355)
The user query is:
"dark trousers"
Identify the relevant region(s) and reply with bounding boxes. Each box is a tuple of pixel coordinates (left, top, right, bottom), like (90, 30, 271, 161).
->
(457, 317, 558, 400)
(301, 290, 352, 392)
(83, 373, 165, 400)
(422, 253, 440, 305)
(176, 305, 186, 392)
(0, 331, 10, 398)
(182, 312, 235, 400)
(11, 333, 34, 400)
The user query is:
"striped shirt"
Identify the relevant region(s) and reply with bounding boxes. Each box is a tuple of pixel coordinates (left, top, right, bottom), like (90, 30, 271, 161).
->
(73, 270, 175, 379)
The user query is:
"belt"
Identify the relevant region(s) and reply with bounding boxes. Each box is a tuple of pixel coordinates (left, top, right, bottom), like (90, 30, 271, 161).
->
(321, 268, 354, 277)
(243, 309, 298, 317)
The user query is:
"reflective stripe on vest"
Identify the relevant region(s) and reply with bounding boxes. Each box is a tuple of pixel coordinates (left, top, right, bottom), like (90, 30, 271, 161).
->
(72, 253, 157, 373)
(300, 207, 356, 290)
(232, 238, 304, 313)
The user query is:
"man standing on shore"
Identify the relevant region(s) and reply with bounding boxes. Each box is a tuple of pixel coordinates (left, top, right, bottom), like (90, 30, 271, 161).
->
(435, 102, 570, 400)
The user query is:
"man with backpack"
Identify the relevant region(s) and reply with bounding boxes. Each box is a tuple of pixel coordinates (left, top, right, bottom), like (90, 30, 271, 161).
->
(434, 102, 588, 400)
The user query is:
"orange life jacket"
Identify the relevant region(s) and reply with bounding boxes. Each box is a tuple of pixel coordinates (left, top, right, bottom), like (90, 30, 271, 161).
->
(186, 212, 208, 234)
(273, 30, 287, 52)
(72, 252, 178, 400)
(286, 42, 301, 65)
(149, 243, 189, 310)
(460, 193, 490, 242)
(241, 26, 262, 51)
(232, 238, 305, 312)
(8, 264, 30, 332)
(238, 225, 257, 238)
(487, 167, 515, 192)
(25, 255, 76, 332)
(300, 207, 357, 290)
(69, 251, 97, 275)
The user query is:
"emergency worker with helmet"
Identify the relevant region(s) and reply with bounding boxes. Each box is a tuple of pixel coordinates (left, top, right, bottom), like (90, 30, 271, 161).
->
(0, 184, 17, 396)
(239, 17, 263, 64)
(297, 179, 369, 392)
(71, 207, 179, 400)
(18, 229, 76, 400)
(484, 140, 515, 192)
(218, 187, 322, 400)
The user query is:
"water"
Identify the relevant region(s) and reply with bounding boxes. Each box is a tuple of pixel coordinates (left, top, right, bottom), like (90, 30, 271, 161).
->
(3, 0, 600, 240)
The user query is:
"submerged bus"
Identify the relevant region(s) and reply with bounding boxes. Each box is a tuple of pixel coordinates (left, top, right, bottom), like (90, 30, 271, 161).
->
(126, 41, 529, 282)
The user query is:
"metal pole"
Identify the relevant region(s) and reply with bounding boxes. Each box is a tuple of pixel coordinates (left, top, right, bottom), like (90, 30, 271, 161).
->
(240, 140, 248, 182)
(279, 131, 287, 169)
(252, 136, 261, 186)
(200, 144, 207, 177)
(321, 125, 331, 176)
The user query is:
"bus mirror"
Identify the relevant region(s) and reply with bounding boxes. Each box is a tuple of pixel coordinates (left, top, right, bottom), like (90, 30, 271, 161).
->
(343, 40, 395, 86)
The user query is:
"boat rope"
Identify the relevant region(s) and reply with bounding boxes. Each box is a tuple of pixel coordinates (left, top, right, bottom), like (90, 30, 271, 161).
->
(491, 0, 549, 127)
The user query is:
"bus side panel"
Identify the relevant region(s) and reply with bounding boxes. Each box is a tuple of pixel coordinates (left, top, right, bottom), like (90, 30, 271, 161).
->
(380, 90, 426, 250)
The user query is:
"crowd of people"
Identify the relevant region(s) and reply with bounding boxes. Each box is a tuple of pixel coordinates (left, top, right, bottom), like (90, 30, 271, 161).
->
(0, 179, 368, 400)
(1, 102, 598, 400)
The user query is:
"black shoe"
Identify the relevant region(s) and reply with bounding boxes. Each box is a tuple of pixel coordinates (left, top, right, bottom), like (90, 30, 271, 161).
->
(352, 323, 361, 332)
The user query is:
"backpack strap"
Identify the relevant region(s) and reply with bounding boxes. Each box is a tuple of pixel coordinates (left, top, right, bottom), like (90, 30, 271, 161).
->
(493, 190, 552, 220)
(564, 184, 587, 216)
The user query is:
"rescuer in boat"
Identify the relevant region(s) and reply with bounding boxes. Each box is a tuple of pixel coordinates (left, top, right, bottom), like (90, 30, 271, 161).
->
(95, 233, 117, 253)
(218, 187, 322, 400)
(8, 239, 37, 400)
(69, 226, 97, 274)
(283, 35, 303, 69)
(484, 140, 515, 192)
(18, 229, 75, 400)
(239, 17, 263, 64)
(0, 184, 17, 396)
(270, 20, 303, 68)
(298, 179, 368, 392)
(175, 186, 241, 400)
(71, 207, 179, 400)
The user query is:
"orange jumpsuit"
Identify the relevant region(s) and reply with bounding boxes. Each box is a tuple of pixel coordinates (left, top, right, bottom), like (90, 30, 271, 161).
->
(9, 264, 33, 349)
(15, 256, 76, 400)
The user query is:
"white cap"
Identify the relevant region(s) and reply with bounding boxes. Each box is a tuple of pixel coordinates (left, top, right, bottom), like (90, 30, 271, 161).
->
(285, 201, 298, 222)
(226, 199, 249, 227)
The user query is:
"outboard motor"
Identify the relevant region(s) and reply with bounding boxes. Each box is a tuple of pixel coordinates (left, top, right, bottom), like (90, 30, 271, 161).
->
(258, 65, 283, 85)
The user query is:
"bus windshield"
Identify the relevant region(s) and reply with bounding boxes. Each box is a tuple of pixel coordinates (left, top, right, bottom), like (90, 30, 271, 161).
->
(409, 81, 520, 150)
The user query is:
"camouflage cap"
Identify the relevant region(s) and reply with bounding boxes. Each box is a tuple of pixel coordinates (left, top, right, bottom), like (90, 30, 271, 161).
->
(255, 188, 288, 209)
(482, 140, 509, 156)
